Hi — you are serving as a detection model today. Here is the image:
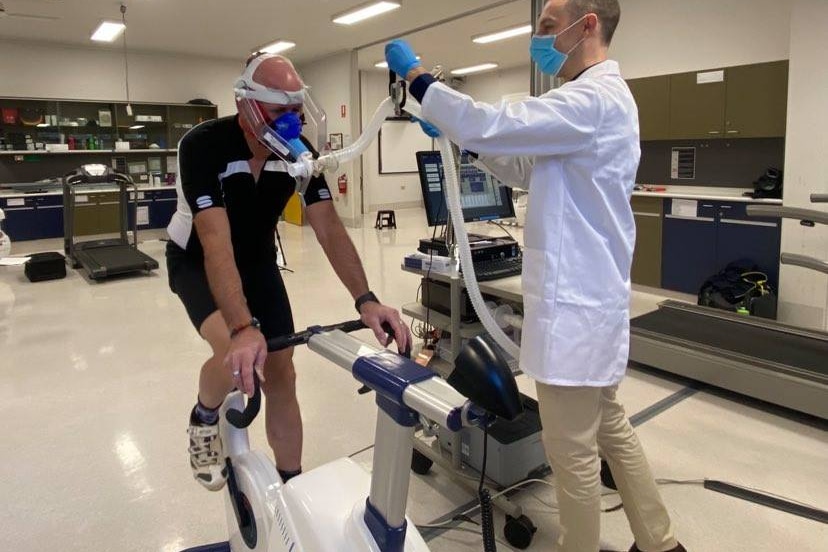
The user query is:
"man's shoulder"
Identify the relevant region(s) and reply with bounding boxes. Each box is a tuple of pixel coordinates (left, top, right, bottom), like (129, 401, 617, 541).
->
(179, 115, 238, 150)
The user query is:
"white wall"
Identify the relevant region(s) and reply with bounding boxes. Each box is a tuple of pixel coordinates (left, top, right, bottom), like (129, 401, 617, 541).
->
(0, 39, 241, 116)
(612, 0, 791, 78)
(455, 65, 530, 104)
(777, 0, 828, 331)
(360, 70, 424, 212)
(298, 51, 362, 226)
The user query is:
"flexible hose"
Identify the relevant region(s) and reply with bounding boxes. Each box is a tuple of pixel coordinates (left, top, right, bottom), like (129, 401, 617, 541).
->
(314, 97, 397, 173)
(402, 102, 520, 360)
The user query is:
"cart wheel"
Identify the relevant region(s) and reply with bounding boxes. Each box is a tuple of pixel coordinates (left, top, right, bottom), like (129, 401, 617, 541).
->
(411, 449, 433, 475)
(600, 459, 617, 490)
(504, 514, 537, 549)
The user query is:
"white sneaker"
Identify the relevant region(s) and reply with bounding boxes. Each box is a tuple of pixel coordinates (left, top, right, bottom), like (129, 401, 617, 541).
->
(188, 408, 227, 491)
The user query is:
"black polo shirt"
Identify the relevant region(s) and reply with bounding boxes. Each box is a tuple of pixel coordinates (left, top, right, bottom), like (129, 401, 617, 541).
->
(167, 115, 332, 264)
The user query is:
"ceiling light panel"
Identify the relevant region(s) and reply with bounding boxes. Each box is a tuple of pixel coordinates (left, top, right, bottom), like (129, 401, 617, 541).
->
(472, 24, 532, 44)
(258, 40, 297, 54)
(91, 21, 126, 43)
(333, 1, 401, 25)
(451, 63, 499, 76)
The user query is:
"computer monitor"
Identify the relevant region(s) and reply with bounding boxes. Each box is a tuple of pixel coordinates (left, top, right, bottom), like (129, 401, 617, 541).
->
(416, 150, 515, 227)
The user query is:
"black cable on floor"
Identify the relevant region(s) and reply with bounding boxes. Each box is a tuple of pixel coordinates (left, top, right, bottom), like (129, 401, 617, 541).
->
(478, 421, 497, 552)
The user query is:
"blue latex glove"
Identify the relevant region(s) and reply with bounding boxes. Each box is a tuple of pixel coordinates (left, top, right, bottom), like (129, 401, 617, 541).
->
(411, 116, 441, 138)
(385, 39, 422, 79)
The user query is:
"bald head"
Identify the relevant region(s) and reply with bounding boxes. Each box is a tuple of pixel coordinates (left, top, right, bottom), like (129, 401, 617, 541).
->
(245, 53, 304, 93)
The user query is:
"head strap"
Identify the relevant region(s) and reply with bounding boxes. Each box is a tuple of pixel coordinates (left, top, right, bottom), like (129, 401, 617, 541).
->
(234, 53, 306, 105)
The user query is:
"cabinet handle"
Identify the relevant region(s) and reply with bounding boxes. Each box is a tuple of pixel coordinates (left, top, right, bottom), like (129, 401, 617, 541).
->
(720, 205, 732, 210)
(720, 219, 778, 228)
(3, 206, 35, 211)
(98, 201, 120, 206)
(708, 130, 721, 135)
(665, 214, 715, 222)
(702, 204, 714, 208)
(37, 205, 62, 210)
(154, 198, 177, 202)
(633, 211, 660, 218)
(726, 130, 740, 134)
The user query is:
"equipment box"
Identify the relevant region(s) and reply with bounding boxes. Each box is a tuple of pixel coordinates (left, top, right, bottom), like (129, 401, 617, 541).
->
(438, 394, 547, 486)
(25, 251, 67, 282)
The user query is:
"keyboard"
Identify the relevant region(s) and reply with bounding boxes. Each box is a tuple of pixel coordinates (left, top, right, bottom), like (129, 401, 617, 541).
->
(468, 256, 523, 281)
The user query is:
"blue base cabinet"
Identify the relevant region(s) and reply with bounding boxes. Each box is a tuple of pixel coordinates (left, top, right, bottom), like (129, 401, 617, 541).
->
(661, 202, 718, 294)
(661, 199, 781, 295)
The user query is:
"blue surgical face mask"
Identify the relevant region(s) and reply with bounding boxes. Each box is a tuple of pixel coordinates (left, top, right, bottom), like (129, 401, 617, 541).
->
(271, 111, 303, 141)
(530, 15, 587, 76)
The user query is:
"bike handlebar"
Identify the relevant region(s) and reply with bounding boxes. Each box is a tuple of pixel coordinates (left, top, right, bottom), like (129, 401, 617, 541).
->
(225, 319, 372, 428)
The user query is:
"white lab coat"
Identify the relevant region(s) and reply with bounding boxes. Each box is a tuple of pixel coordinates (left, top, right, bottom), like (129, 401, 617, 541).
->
(420, 60, 640, 386)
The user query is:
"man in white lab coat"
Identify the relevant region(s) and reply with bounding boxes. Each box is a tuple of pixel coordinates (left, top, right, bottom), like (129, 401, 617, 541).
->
(386, 1, 687, 551)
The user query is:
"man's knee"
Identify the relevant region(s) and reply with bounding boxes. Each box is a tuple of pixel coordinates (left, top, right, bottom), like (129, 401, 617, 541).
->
(262, 348, 296, 396)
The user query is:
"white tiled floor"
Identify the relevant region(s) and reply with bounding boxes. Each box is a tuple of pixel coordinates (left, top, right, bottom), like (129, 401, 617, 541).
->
(1, 207, 826, 552)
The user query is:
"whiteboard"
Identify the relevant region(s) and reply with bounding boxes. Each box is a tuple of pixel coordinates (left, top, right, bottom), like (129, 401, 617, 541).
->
(378, 119, 434, 174)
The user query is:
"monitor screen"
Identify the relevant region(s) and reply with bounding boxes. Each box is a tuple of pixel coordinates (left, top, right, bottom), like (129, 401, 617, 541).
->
(416, 151, 515, 227)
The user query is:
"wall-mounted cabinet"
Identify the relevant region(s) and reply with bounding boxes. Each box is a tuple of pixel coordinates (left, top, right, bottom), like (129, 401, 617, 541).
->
(723, 61, 788, 138)
(627, 76, 671, 141)
(666, 61, 788, 140)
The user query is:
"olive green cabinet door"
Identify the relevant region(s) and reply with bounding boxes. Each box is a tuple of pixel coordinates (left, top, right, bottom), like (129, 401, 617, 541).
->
(631, 197, 663, 287)
(724, 61, 788, 138)
(95, 192, 121, 235)
(627, 76, 670, 140)
(669, 71, 726, 139)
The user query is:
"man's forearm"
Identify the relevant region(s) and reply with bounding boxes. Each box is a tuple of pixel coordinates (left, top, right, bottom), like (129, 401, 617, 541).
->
(203, 249, 251, 330)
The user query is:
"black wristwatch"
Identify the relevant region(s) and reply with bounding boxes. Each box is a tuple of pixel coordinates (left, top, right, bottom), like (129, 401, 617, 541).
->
(230, 317, 261, 339)
(354, 291, 379, 313)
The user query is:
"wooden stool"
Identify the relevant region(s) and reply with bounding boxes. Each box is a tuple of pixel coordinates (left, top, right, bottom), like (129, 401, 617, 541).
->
(375, 210, 397, 229)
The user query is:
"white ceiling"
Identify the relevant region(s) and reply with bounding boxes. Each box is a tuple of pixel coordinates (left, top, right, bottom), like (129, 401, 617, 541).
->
(0, 0, 531, 72)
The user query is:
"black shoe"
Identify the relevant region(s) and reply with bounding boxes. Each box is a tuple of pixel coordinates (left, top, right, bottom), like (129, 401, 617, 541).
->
(629, 544, 687, 552)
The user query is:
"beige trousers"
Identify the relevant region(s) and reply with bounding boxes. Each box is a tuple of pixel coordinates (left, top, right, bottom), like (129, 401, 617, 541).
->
(535, 383, 678, 552)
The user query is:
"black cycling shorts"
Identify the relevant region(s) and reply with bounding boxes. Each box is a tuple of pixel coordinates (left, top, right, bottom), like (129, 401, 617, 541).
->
(166, 242, 295, 340)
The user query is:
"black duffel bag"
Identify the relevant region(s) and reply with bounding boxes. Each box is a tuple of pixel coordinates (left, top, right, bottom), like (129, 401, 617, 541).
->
(698, 259, 777, 319)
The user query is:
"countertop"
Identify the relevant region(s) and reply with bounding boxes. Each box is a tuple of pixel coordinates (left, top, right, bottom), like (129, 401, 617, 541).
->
(0, 185, 176, 199)
(632, 185, 783, 204)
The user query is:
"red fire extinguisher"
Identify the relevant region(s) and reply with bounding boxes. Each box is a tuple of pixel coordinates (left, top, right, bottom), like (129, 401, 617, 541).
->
(337, 174, 348, 194)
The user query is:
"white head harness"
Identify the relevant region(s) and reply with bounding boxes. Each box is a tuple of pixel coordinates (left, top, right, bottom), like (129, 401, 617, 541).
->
(233, 53, 307, 105)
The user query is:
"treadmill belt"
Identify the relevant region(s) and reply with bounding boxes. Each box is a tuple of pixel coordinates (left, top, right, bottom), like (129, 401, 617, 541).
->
(632, 308, 828, 377)
(77, 244, 157, 277)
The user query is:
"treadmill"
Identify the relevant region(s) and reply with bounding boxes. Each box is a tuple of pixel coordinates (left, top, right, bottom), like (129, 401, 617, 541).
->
(630, 194, 828, 419)
(63, 164, 159, 280)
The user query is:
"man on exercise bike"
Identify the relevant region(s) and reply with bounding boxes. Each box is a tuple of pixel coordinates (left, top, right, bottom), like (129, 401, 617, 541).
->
(166, 52, 411, 491)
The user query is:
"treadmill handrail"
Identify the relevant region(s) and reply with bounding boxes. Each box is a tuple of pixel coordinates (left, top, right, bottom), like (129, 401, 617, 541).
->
(781, 253, 828, 276)
(811, 193, 828, 204)
(746, 205, 828, 226)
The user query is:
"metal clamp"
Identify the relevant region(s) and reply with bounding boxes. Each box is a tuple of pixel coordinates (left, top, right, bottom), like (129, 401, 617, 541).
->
(388, 70, 407, 117)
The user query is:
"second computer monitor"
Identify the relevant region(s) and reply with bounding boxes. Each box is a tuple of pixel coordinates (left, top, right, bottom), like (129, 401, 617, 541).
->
(416, 150, 515, 227)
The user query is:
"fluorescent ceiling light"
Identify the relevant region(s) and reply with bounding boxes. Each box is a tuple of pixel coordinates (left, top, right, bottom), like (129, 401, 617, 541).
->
(472, 24, 532, 44)
(451, 63, 499, 76)
(91, 21, 126, 42)
(374, 55, 420, 69)
(333, 1, 401, 25)
(259, 40, 296, 54)
(129, 125, 145, 130)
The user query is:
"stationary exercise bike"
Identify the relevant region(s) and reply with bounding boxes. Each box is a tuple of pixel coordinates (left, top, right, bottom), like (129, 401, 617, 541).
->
(188, 319, 523, 552)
